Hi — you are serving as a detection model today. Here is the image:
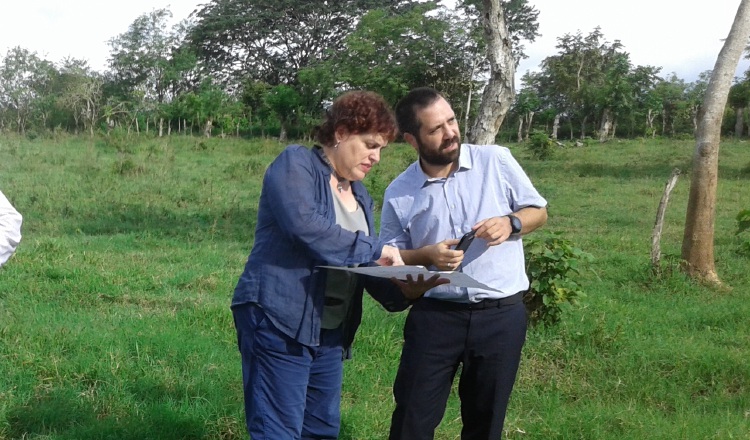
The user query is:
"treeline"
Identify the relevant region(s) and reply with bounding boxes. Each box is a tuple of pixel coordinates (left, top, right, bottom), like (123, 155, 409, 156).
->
(1, 0, 748, 142)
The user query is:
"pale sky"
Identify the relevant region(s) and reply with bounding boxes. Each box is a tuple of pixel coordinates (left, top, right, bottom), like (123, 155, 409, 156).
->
(1, 0, 748, 84)
(516, 0, 749, 85)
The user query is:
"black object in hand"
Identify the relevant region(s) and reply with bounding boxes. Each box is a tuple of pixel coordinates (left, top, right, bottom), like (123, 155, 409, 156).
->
(455, 230, 476, 252)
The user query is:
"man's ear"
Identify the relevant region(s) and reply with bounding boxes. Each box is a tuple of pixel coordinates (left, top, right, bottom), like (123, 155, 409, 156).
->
(403, 133, 419, 150)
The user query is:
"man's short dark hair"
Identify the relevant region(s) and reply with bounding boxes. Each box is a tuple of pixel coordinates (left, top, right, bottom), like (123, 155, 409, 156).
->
(395, 87, 445, 137)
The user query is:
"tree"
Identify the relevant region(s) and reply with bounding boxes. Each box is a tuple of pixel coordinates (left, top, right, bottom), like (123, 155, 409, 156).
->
(533, 28, 623, 140)
(684, 72, 711, 135)
(265, 85, 302, 142)
(189, 0, 408, 87)
(651, 74, 688, 136)
(727, 77, 750, 137)
(240, 80, 273, 137)
(626, 65, 662, 137)
(469, 0, 517, 145)
(0, 47, 55, 134)
(107, 8, 196, 105)
(331, 3, 478, 107)
(57, 59, 103, 136)
(594, 51, 632, 141)
(512, 86, 540, 142)
(681, 0, 750, 286)
(459, 0, 539, 65)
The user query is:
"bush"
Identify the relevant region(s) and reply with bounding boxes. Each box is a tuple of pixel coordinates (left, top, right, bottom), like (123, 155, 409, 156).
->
(526, 130, 555, 160)
(524, 232, 593, 327)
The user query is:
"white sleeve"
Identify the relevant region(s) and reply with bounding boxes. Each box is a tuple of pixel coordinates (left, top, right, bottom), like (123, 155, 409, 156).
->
(0, 191, 23, 267)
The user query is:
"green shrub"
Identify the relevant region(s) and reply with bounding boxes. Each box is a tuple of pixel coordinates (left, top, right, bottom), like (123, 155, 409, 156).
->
(524, 232, 593, 327)
(100, 128, 136, 154)
(526, 130, 555, 160)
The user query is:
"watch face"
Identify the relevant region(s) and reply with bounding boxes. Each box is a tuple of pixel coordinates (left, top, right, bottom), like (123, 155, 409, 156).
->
(509, 215, 522, 234)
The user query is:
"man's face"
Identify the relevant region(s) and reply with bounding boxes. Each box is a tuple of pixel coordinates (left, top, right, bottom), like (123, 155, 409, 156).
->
(411, 97, 461, 167)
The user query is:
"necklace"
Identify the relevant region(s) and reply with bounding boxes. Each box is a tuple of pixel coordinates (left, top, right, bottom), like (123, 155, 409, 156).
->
(321, 149, 347, 193)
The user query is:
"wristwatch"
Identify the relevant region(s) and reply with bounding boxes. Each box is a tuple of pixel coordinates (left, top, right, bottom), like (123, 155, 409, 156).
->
(507, 214, 522, 235)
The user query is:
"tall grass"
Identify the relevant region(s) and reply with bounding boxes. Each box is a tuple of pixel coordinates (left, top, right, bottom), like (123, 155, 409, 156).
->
(1, 133, 749, 439)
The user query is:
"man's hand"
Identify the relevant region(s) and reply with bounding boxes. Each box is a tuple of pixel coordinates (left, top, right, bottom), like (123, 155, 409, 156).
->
(472, 217, 513, 246)
(399, 239, 465, 271)
(425, 239, 466, 271)
(390, 273, 450, 300)
(472, 207, 548, 246)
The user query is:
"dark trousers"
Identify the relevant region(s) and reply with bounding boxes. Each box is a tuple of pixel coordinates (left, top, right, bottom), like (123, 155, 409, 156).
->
(233, 303, 344, 440)
(389, 296, 527, 440)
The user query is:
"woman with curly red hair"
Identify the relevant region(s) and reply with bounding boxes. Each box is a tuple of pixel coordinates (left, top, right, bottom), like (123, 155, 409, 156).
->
(231, 90, 444, 439)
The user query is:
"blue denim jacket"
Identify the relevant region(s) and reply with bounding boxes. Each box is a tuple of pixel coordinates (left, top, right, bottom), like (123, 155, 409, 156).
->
(232, 145, 408, 347)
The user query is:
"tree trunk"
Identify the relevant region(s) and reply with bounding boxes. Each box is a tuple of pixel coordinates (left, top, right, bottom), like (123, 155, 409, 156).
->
(646, 109, 656, 137)
(580, 114, 588, 139)
(279, 121, 288, 143)
(552, 113, 560, 139)
(204, 119, 213, 138)
(651, 168, 681, 276)
(524, 111, 534, 140)
(599, 108, 612, 142)
(464, 56, 477, 137)
(568, 117, 574, 140)
(517, 118, 523, 143)
(681, 0, 750, 286)
(468, 0, 515, 145)
(735, 106, 745, 137)
(691, 104, 700, 135)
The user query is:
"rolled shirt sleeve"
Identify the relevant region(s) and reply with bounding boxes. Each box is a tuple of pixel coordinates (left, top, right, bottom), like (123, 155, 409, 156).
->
(0, 191, 22, 267)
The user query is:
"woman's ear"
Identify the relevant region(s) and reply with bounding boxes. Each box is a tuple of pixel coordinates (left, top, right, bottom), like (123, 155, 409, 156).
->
(334, 128, 349, 144)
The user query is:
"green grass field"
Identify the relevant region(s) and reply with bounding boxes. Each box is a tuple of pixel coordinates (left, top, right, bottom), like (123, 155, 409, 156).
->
(1, 134, 749, 440)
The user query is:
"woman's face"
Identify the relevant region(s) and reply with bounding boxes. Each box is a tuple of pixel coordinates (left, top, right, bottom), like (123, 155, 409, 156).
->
(332, 130, 388, 182)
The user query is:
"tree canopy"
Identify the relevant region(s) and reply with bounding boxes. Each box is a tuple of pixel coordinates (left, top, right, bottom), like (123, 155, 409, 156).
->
(0, 1, 748, 141)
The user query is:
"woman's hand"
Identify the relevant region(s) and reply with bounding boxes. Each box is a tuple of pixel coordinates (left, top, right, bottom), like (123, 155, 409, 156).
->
(390, 273, 450, 300)
(375, 245, 405, 266)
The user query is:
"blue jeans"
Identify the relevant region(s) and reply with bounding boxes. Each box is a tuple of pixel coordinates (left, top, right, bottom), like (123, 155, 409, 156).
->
(233, 303, 344, 440)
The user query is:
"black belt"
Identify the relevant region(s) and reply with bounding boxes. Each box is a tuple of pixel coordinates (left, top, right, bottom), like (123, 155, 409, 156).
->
(419, 291, 525, 311)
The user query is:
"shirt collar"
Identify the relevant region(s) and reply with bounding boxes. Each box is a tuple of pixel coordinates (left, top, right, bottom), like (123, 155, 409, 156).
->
(312, 145, 333, 177)
(414, 144, 473, 187)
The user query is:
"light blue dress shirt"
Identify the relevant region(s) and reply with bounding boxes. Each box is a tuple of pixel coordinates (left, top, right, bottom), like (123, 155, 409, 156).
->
(380, 144, 547, 302)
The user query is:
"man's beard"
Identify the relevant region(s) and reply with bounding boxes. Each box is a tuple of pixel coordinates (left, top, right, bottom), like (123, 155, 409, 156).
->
(416, 135, 461, 166)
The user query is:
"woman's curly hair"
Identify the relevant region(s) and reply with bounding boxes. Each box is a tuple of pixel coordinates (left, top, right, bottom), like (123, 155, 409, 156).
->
(315, 91, 398, 146)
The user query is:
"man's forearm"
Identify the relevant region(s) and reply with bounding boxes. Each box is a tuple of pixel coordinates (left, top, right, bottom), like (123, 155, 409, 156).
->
(399, 248, 433, 267)
(515, 206, 548, 235)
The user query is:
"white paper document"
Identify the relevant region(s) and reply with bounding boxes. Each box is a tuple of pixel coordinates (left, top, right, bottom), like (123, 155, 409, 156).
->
(318, 265, 503, 293)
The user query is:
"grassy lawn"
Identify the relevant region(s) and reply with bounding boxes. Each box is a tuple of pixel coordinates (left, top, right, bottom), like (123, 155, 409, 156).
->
(0, 134, 748, 439)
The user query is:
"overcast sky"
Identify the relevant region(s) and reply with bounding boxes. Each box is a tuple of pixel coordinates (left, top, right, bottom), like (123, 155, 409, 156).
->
(516, 0, 749, 84)
(1, 0, 747, 85)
